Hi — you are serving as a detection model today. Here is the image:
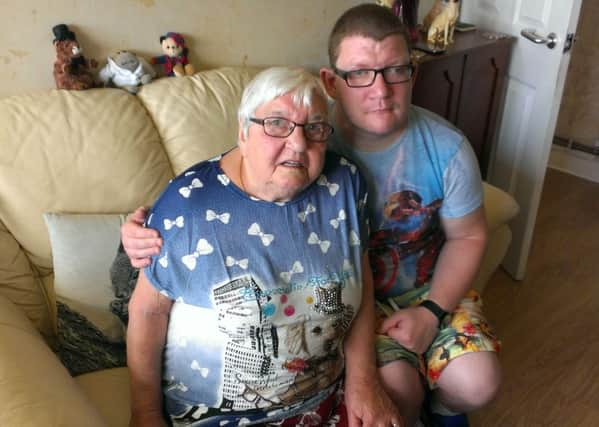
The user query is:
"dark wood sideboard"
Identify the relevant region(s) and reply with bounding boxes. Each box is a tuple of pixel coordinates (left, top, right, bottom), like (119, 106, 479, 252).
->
(411, 30, 515, 178)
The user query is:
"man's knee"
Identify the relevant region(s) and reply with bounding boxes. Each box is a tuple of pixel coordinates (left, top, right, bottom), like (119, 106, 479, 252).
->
(436, 352, 501, 410)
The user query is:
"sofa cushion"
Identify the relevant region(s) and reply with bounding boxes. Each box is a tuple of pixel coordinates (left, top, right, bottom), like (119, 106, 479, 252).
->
(0, 88, 175, 338)
(0, 220, 55, 340)
(0, 295, 107, 427)
(138, 66, 262, 174)
(43, 213, 127, 342)
(75, 367, 130, 427)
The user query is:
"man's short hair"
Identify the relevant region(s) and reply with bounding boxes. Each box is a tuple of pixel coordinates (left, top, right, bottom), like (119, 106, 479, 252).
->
(328, 3, 410, 67)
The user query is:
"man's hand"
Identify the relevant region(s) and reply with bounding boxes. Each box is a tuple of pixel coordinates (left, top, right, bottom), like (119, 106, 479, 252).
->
(379, 306, 439, 354)
(345, 376, 404, 427)
(122, 207, 162, 268)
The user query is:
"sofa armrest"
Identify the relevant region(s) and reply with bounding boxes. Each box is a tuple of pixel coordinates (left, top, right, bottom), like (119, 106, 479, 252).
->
(471, 183, 519, 293)
(482, 182, 519, 231)
(0, 295, 106, 427)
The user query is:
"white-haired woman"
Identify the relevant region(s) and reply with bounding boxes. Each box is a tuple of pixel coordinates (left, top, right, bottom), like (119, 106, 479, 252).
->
(127, 67, 402, 427)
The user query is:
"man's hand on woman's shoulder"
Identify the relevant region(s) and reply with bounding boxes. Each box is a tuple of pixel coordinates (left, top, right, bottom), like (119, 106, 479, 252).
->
(122, 206, 163, 268)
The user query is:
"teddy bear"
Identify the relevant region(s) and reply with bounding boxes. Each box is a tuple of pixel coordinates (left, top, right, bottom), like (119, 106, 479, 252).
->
(52, 24, 97, 90)
(151, 32, 195, 77)
(98, 50, 156, 94)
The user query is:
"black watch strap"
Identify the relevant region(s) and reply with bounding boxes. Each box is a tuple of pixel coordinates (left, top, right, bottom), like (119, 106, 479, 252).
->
(419, 299, 448, 325)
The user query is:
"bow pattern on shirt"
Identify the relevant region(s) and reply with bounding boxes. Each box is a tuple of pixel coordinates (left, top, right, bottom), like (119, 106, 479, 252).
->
(280, 261, 304, 283)
(164, 216, 184, 230)
(225, 256, 248, 269)
(247, 223, 274, 246)
(298, 204, 316, 222)
(317, 175, 340, 196)
(159, 253, 168, 268)
(329, 209, 347, 229)
(206, 209, 230, 224)
(179, 178, 204, 198)
(340, 157, 357, 174)
(349, 230, 360, 246)
(308, 232, 331, 253)
(217, 174, 230, 186)
(181, 238, 214, 270)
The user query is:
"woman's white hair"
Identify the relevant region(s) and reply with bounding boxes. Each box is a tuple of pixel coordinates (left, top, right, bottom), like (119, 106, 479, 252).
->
(238, 67, 327, 138)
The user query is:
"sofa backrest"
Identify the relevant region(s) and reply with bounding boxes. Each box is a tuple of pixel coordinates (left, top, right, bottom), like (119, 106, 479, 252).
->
(139, 67, 261, 174)
(0, 66, 260, 340)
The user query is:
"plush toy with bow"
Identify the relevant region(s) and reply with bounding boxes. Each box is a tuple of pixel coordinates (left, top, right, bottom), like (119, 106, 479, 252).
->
(151, 32, 195, 77)
(52, 24, 97, 90)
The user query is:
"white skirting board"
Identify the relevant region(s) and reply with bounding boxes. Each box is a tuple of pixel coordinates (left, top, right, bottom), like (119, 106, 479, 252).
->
(548, 145, 599, 184)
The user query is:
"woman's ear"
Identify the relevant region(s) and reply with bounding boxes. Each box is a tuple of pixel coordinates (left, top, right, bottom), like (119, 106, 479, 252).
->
(238, 119, 247, 156)
(320, 67, 338, 99)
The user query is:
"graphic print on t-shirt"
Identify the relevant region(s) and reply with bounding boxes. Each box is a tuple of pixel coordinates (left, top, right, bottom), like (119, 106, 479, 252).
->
(369, 189, 444, 294)
(213, 275, 353, 412)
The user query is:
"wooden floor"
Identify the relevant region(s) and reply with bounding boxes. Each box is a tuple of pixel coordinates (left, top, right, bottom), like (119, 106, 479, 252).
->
(469, 168, 599, 426)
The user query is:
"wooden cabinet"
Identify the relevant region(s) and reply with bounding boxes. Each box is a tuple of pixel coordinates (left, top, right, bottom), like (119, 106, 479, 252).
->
(411, 30, 515, 178)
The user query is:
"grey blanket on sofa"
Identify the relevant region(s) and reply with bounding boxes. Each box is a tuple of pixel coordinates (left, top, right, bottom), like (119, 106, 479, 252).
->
(54, 243, 138, 376)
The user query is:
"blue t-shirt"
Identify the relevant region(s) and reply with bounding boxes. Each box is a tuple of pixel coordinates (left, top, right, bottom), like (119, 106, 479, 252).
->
(330, 106, 482, 298)
(144, 151, 368, 426)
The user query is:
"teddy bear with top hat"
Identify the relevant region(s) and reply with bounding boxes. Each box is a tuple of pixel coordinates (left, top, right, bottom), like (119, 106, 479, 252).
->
(52, 24, 97, 90)
(151, 32, 195, 77)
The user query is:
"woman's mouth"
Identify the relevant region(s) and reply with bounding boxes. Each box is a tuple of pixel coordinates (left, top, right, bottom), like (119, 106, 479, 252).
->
(281, 160, 304, 168)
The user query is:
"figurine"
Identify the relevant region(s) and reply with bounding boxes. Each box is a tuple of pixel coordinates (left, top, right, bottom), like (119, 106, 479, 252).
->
(423, 0, 460, 47)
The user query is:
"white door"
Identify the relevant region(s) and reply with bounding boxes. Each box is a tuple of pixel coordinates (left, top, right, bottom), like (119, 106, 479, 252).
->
(460, 0, 582, 279)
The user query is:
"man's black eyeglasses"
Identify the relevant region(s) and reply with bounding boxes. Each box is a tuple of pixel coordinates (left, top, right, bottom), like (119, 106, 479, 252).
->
(249, 117, 334, 142)
(333, 64, 414, 88)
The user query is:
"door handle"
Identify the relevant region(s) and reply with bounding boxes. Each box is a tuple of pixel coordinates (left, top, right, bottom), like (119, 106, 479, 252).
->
(521, 29, 557, 49)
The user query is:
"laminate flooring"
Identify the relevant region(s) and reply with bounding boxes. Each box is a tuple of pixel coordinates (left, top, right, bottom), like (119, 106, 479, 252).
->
(469, 168, 599, 426)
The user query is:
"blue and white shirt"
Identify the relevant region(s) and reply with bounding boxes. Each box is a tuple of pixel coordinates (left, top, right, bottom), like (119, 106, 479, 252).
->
(144, 151, 368, 426)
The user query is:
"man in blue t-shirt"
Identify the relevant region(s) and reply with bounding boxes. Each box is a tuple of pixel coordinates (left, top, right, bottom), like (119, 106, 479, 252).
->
(318, 4, 501, 427)
(121, 5, 501, 427)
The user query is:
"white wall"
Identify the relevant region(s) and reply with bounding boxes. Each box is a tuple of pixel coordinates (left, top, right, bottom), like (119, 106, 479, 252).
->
(0, 0, 363, 98)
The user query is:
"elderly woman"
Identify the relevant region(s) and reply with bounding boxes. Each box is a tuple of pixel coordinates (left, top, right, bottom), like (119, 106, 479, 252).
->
(127, 67, 401, 427)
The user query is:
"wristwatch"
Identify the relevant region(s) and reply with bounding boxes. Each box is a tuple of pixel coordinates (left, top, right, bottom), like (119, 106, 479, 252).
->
(419, 299, 448, 325)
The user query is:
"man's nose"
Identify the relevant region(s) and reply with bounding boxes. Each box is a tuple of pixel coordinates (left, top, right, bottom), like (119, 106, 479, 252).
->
(370, 71, 392, 96)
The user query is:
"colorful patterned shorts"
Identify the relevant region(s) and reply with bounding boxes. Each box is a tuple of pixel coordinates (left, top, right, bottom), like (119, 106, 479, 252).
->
(375, 285, 501, 389)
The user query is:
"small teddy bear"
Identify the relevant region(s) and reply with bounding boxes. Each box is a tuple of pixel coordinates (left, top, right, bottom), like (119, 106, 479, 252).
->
(52, 24, 97, 90)
(98, 50, 156, 94)
(151, 32, 195, 77)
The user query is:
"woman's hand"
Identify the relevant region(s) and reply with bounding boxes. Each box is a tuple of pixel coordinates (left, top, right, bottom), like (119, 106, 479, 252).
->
(345, 376, 404, 427)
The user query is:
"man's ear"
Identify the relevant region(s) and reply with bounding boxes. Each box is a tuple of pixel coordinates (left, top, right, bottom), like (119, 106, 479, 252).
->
(320, 67, 338, 99)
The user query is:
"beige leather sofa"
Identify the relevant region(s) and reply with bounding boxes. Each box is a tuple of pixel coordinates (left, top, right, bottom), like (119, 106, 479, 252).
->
(0, 67, 519, 427)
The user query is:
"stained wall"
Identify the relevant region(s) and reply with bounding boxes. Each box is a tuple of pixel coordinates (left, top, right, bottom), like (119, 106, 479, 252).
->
(0, 0, 364, 98)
